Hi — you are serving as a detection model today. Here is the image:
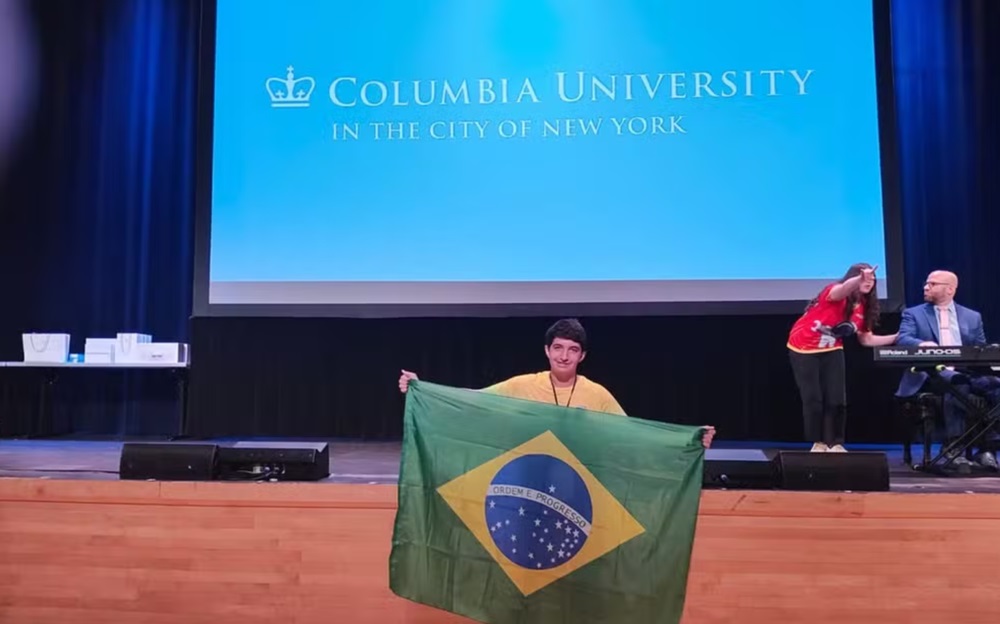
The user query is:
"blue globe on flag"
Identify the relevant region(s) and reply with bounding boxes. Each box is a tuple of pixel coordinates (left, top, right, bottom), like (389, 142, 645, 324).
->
(484, 454, 593, 570)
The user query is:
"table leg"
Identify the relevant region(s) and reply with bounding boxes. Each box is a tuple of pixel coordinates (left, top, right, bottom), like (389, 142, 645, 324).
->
(169, 369, 190, 441)
(31, 370, 58, 438)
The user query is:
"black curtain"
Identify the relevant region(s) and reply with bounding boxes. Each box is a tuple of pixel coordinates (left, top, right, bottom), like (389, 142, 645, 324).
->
(187, 315, 902, 442)
(0, 0, 198, 436)
(1, 0, 998, 444)
(892, 0, 1000, 324)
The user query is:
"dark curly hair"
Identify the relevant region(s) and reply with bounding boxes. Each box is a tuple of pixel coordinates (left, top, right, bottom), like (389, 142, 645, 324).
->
(544, 318, 588, 351)
(805, 263, 881, 332)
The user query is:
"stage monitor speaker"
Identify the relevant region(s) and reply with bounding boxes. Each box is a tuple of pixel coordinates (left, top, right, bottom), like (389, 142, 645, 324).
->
(776, 451, 890, 492)
(119, 443, 218, 481)
(216, 441, 330, 481)
(703, 449, 779, 489)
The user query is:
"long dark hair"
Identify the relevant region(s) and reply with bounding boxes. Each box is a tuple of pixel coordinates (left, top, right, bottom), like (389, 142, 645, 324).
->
(805, 263, 881, 331)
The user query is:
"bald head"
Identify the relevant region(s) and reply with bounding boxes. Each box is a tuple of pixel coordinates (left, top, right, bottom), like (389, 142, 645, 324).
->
(923, 270, 958, 305)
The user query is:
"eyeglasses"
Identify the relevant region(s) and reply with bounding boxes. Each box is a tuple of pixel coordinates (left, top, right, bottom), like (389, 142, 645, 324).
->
(925, 281, 948, 287)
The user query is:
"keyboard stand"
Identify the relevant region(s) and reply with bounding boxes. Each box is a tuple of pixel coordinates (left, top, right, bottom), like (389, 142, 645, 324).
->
(919, 367, 1000, 473)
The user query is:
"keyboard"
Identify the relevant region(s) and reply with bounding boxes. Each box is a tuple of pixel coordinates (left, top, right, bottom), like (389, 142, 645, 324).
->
(873, 345, 1000, 365)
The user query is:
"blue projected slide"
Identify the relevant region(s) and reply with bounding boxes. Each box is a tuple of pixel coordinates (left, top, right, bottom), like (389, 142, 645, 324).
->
(207, 0, 888, 308)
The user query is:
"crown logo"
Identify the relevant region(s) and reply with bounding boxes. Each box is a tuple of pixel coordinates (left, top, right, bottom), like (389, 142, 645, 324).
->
(266, 66, 316, 108)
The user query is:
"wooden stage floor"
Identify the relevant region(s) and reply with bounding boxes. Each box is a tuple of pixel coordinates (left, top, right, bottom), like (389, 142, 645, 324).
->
(2, 439, 1000, 623)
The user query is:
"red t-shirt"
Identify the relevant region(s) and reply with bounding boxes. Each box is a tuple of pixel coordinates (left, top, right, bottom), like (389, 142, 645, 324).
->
(787, 284, 866, 353)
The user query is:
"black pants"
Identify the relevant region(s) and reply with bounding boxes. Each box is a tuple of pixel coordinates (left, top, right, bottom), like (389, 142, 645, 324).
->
(789, 350, 847, 446)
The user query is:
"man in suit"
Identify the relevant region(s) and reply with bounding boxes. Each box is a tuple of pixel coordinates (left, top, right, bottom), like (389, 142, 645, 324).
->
(896, 270, 1000, 468)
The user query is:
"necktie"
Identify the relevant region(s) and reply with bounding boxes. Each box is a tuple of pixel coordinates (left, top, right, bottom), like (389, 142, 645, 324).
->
(938, 307, 957, 346)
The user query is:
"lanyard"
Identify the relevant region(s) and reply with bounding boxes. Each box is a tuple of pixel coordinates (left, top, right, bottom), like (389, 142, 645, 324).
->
(550, 374, 577, 407)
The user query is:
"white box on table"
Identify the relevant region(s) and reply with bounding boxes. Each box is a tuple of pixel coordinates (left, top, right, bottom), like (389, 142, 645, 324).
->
(22, 333, 71, 363)
(137, 343, 188, 364)
(84, 338, 117, 363)
(114, 333, 152, 363)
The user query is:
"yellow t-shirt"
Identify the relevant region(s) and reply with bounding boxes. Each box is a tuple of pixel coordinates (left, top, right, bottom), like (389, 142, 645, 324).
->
(483, 372, 626, 416)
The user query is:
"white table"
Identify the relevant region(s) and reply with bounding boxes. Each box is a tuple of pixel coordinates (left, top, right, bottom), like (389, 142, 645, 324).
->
(0, 361, 190, 438)
(0, 361, 188, 369)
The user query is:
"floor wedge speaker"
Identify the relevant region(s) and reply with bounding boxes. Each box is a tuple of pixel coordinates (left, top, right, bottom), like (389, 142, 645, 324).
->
(216, 441, 330, 481)
(703, 449, 779, 489)
(776, 451, 890, 492)
(119, 443, 218, 481)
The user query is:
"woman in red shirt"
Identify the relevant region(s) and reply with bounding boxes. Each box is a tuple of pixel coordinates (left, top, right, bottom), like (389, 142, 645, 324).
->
(787, 263, 898, 452)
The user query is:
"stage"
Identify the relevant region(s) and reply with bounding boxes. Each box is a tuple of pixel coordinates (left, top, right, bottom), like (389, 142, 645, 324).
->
(3, 438, 1000, 493)
(2, 439, 1000, 623)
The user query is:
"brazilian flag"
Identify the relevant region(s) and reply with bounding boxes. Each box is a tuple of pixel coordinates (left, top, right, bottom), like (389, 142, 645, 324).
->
(389, 380, 704, 624)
